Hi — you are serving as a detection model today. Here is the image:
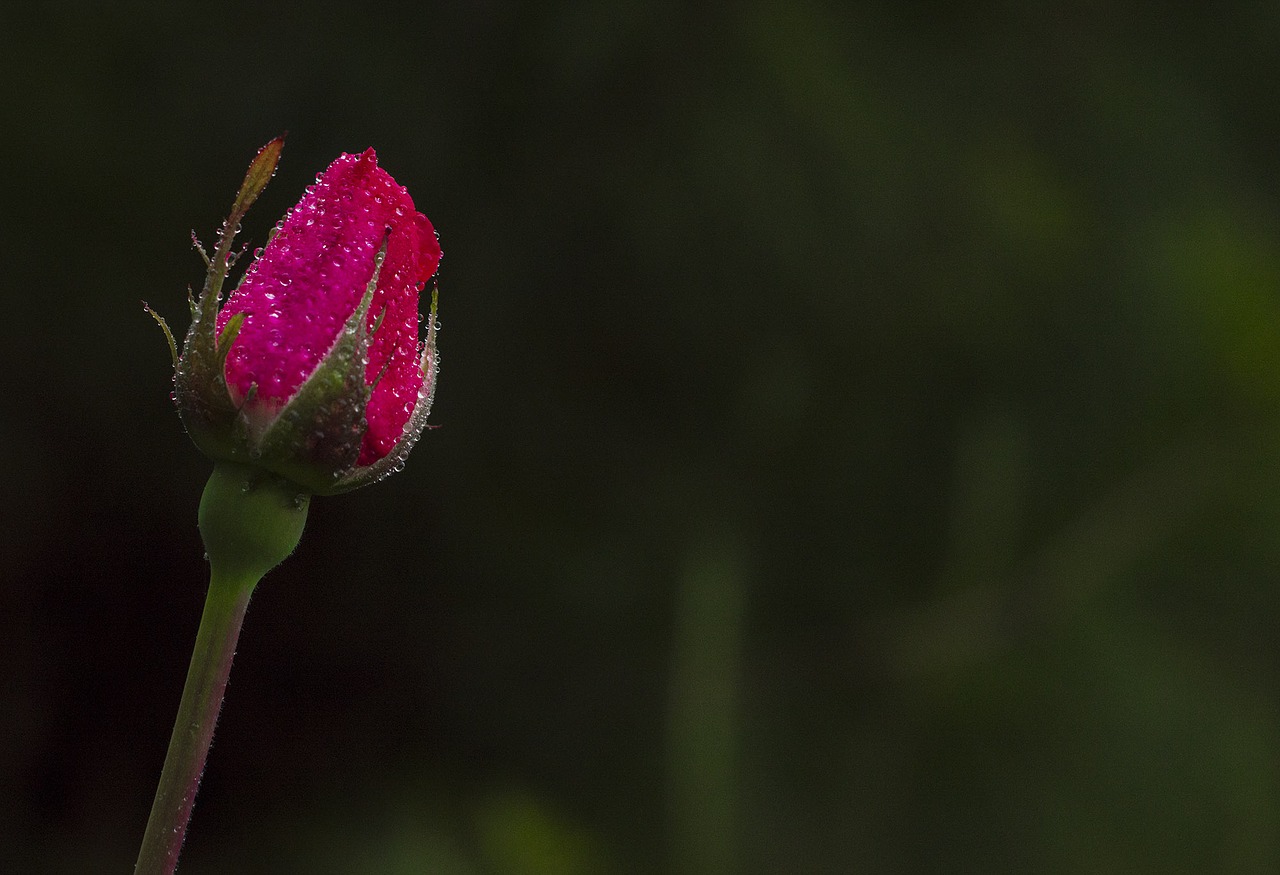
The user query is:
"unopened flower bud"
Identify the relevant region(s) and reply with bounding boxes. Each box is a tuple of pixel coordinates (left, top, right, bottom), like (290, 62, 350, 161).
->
(159, 139, 442, 494)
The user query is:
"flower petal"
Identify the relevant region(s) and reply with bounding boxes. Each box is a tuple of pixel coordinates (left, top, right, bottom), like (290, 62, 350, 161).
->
(217, 149, 441, 465)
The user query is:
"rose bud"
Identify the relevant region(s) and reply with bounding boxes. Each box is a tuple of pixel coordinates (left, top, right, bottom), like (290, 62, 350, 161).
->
(153, 139, 442, 495)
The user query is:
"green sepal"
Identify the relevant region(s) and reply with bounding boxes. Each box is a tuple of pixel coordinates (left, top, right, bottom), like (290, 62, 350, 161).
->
(216, 312, 247, 370)
(191, 230, 211, 268)
(174, 137, 285, 467)
(194, 135, 285, 362)
(329, 286, 440, 494)
(248, 241, 387, 493)
(144, 302, 178, 369)
(229, 136, 285, 224)
(174, 309, 240, 462)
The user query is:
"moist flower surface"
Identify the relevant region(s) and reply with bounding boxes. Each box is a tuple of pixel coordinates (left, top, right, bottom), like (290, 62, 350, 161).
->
(137, 139, 444, 875)
(169, 142, 442, 494)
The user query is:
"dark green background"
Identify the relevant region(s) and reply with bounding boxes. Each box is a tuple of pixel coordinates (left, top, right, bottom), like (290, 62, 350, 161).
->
(4, 2, 1280, 872)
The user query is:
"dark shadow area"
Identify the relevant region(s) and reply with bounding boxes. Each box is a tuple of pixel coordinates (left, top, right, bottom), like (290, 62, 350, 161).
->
(3, 2, 1280, 872)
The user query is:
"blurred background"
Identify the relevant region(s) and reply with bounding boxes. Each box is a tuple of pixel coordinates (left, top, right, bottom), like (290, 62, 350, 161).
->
(4, 1, 1280, 872)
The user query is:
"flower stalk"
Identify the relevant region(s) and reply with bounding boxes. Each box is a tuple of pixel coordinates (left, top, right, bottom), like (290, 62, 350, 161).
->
(132, 574, 252, 875)
(138, 138, 440, 872)
(134, 463, 310, 875)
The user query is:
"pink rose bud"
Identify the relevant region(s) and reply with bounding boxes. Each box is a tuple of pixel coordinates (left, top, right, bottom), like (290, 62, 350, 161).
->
(164, 139, 442, 494)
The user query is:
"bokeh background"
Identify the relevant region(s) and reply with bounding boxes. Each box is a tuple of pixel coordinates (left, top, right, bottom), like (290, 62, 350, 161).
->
(5, 1, 1280, 872)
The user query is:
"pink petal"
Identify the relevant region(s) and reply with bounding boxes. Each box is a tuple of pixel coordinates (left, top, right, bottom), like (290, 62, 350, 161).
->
(217, 149, 441, 465)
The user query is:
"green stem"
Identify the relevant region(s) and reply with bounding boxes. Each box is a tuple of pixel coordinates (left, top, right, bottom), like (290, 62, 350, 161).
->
(135, 462, 311, 875)
(133, 568, 259, 875)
